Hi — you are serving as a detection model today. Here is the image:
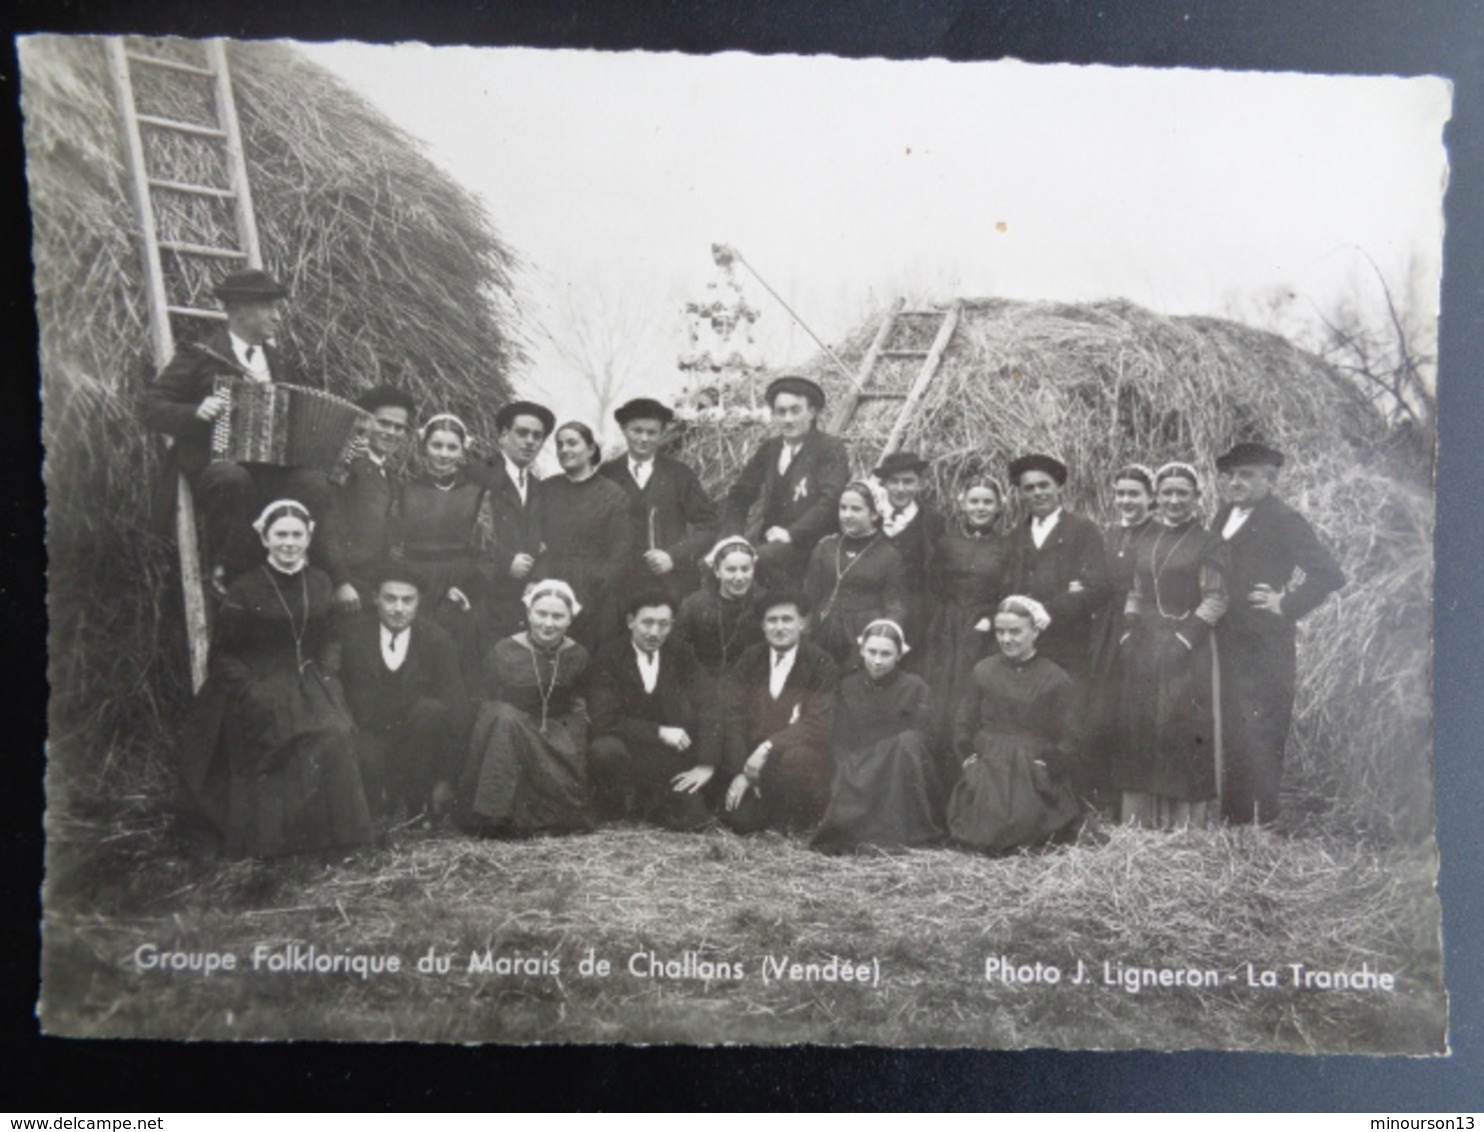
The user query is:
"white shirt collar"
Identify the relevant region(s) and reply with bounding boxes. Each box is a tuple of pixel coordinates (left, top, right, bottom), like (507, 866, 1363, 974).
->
(504, 456, 530, 489)
(633, 642, 660, 691)
(380, 623, 409, 670)
(882, 500, 919, 539)
(768, 644, 798, 698)
(229, 332, 270, 378)
(1029, 507, 1062, 549)
(1221, 505, 1253, 540)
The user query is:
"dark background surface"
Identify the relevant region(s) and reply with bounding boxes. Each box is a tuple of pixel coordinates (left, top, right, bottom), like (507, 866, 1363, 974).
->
(2, 0, 1481, 1111)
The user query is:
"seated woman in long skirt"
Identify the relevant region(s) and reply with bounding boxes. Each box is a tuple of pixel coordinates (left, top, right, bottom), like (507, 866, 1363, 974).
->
(947, 596, 1082, 853)
(812, 619, 944, 853)
(177, 499, 373, 858)
(460, 579, 592, 836)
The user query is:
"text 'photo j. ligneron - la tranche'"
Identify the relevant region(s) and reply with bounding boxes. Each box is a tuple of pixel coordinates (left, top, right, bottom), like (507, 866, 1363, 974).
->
(24, 36, 1451, 1052)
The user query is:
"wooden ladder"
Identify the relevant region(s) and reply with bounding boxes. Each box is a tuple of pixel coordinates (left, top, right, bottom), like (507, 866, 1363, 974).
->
(828, 299, 962, 462)
(106, 36, 264, 691)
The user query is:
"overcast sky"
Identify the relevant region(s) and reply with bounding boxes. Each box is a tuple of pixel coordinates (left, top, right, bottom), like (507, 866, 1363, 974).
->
(301, 43, 1451, 429)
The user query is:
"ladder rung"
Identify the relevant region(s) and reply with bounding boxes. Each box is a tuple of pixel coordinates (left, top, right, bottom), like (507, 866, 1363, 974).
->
(898, 309, 944, 317)
(857, 392, 908, 402)
(158, 240, 247, 260)
(149, 178, 236, 199)
(126, 51, 215, 77)
(136, 113, 227, 139)
(166, 305, 229, 321)
(879, 350, 930, 359)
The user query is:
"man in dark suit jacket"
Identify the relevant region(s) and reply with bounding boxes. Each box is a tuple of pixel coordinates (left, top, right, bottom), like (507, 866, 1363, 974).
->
(721, 592, 839, 833)
(587, 590, 716, 830)
(140, 269, 345, 590)
(599, 397, 717, 605)
(721, 376, 851, 589)
(1001, 453, 1109, 684)
(340, 564, 469, 822)
(473, 400, 553, 641)
(332, 385, 416, 611)
(1212, 442, 1345, 825)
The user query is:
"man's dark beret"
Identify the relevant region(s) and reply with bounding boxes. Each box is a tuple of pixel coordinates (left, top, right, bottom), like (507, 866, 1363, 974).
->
(495, 400, 556, 435)
(874, 451, 929, 478)
(1215, 442, 1285, 472)
(765, 375, 826, 412)
(214, 269, 289, 303)
(1008, 453, 1069, 487)
(614, 398, 675, 427)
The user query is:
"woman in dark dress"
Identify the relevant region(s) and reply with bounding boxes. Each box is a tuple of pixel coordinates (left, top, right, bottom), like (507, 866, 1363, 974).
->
(803, 480, 908, 667)
(178, 500, 373, 858)
(539, 422, 632, 646)
(676, 535, 769, 677)
(1114, 462, 1229, 829)
(1083, 464, 1159, 808)
(947, 596, 1082, 853)
(874, 451, 946, 649)
(461, 579, 593, 836)
(394, 414, 494, 679)
(813, 620, 943, 853)
(921, 474, 1012, 756)
(675, 536, 769, 785)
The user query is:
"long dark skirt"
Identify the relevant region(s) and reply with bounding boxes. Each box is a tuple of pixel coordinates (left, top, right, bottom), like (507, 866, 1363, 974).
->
(1113, 617, 1220, 806)
(462, 702, 592, 834)
(180, 664, 373, 858)
(921, 601, 991, 741)
(947, 731, 1079, 853)
(812, 731, 944, 853)
(410, 557, 489, 683)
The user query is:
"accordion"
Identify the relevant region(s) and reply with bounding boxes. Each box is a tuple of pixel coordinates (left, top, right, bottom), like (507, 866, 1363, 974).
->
(210, 378, 371, 473)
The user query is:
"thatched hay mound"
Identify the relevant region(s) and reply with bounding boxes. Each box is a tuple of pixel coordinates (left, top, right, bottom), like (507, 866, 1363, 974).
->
(23, 36, 525, 785)
(676, 298, 1433, 843)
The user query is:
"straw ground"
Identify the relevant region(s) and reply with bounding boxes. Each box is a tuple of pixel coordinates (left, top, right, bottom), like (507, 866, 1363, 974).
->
(42, 812, 1445, 1051)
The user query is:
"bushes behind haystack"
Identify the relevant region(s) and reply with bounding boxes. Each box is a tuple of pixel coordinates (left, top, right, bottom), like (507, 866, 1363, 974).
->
(677, 298, 1433, 843)
(23, 36, 524, 791)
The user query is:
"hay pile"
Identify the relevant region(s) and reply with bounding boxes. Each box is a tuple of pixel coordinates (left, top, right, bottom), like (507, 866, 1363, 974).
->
(23, 36, 524, 787)
(677, 298, 1434, 843)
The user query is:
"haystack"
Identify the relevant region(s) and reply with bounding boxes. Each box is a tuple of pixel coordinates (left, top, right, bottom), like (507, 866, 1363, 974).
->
(23, 36, 525, 786)
(675, 298, 1434, 842)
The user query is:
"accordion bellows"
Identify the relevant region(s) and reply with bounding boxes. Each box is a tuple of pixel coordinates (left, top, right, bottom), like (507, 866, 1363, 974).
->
(210, 378, 370, 473)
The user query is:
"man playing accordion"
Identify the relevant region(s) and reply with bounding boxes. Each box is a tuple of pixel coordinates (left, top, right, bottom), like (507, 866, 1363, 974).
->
(142, 269, 347, 594)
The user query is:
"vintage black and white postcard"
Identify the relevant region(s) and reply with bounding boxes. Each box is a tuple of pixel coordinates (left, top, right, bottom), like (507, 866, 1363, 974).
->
(26, 35, 1450, 1052)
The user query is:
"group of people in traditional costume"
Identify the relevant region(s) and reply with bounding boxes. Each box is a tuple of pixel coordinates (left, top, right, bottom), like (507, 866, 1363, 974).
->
(148, 270, 1347, 861)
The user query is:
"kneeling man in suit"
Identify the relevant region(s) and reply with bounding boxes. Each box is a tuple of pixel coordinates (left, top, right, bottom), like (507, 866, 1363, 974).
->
(340, 564, 469, 823)
(588, 590, 717, 830)
(722, 591, 839, 834)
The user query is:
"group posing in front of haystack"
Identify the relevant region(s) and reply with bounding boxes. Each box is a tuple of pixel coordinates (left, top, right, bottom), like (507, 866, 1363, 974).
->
(150, 270, 1347, 860)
